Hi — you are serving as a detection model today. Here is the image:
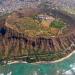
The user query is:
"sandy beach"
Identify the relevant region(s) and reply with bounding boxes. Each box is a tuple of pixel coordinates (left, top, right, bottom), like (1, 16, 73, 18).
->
(7, 61, 27, 65)
(7, 61, 20, 64)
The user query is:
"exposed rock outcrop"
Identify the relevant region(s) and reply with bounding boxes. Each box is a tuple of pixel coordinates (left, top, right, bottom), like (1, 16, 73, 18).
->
(0, 8, 75, 62)
(0, 22, 75, 59)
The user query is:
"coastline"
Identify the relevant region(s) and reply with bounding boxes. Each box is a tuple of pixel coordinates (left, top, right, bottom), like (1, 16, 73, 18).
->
(7, 50, 75, 65)
(7, 61, 27, 65)
(35, 50, 75, 64)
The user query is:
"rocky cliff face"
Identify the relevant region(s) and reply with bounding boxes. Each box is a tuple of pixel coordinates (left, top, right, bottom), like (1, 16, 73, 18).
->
(0, 19, 75, 60)
(0, 7, 75, 62)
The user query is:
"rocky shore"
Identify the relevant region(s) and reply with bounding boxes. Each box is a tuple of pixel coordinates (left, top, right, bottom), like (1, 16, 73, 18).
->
(5, 50, 75, 65)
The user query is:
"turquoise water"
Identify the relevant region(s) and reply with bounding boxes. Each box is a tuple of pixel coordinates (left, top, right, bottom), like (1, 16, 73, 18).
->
(0, 54, 75, 75)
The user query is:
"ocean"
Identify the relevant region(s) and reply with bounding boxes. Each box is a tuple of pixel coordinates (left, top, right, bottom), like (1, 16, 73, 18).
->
(0, 54, 75, 75)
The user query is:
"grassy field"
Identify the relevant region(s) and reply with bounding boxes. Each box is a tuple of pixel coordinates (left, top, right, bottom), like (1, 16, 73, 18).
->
(51, 20, 65, 29)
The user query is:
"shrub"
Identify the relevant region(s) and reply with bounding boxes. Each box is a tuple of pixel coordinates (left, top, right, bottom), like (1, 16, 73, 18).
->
(51, 20, 64, 29)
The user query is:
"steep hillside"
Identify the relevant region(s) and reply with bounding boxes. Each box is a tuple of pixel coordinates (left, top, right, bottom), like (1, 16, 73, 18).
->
(0, 8, 75, 63)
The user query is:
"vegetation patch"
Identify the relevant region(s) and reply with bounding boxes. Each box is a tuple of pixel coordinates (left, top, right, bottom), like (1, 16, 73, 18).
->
(6, 12, 66, 37)
(51, 20, 65, 29)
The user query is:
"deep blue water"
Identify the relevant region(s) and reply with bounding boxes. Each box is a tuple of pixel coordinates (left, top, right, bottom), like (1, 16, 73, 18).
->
(0, 54, 75, 75)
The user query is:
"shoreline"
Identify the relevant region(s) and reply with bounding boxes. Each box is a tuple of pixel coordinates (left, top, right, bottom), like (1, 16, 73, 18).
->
(35, 50, 75, 64)
(7, 50, 75, 65)
(7, 61, 27, 65)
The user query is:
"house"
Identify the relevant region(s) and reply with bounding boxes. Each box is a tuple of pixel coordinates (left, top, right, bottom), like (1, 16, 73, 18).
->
(38, 14, 55, 21)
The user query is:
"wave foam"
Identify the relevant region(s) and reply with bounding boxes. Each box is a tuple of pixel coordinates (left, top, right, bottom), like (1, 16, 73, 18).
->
(0, 73, 4, 75)
(7, 72, 12, 75)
